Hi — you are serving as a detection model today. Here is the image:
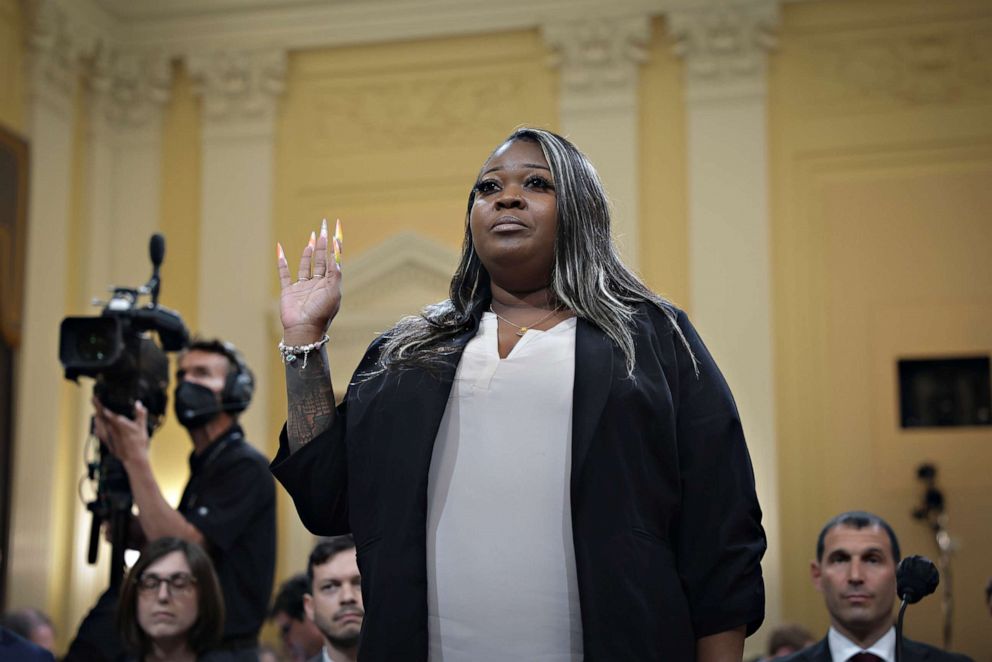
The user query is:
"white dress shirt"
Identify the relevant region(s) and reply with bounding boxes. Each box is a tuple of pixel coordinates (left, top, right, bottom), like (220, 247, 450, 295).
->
(828, 625, 896, 662)
(426, 313, 582, 661)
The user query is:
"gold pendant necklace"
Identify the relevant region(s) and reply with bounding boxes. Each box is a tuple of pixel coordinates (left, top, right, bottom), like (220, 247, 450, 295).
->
(490, 304, 562, 337)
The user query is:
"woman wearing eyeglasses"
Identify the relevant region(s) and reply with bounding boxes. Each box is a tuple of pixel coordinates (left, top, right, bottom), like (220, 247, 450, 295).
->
(117, 537, 225, 662)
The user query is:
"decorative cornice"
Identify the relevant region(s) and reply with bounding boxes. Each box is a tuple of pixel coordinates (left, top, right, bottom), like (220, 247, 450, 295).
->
(106, 0, 662, 55)
(25, 0, 170, 128)
(667, 0, 779, 98)
(543, 15, 651, 100)
(87, 48, 172, 131)
(187, 49, 287, 126)
(25, 0, 85, 118)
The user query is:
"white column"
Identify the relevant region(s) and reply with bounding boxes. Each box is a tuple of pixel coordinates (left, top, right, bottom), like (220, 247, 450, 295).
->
(188, 46, 296, 569)
(9, 2, 81, 612)
(668, 0, 782, 646)
(188, 49, 284, 451)
(64, 49, 173, 620)
(543, 15, 650, 269)
(86, 49, 171, 290)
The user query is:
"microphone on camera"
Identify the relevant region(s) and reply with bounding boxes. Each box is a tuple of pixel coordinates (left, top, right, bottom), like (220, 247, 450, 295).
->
(150, 233, 165, 267)
(894, 555, 939, 662)
(148, 234, 165, 306)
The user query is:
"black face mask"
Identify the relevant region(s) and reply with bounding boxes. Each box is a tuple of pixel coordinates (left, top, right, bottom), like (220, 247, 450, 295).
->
(174, 381, 222, 430)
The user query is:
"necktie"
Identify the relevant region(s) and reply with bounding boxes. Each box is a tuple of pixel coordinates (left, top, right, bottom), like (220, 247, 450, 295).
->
(849, 654, 884, 662)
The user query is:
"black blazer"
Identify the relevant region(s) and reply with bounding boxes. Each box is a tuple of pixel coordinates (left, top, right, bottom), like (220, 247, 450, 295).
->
(778, 635, 974, 662)
(272, 303, 766, 661)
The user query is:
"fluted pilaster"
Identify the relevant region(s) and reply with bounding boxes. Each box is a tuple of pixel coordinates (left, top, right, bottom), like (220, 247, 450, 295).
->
(187, 48, 287, 450)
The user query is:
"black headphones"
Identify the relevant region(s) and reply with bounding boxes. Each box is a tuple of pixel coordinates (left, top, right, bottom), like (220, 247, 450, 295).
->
(217, 341, 254, 414)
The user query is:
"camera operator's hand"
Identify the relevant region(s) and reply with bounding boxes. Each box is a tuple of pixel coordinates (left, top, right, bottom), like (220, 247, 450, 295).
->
(277, 219, 342, 346)
(92, 396, 150, 466)
(92, 396, 206, 546)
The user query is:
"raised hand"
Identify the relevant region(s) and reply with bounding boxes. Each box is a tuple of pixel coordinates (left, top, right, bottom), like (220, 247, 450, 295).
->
(277, 219, 343, 346)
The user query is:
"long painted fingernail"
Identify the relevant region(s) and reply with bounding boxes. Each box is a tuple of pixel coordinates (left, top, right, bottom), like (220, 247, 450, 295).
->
(309, 231, 316, 248)
(320, 218, 328, 239)
(335, 219, 343, 247)
(333, 237, 341, 265)
(277, 242, 285, 261)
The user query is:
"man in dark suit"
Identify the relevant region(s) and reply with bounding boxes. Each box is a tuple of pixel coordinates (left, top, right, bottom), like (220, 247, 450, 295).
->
(779, 511, 972, 662)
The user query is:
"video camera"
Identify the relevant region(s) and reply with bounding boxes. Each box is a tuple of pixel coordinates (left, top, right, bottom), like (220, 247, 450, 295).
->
(60, 234, 188, 417)
(58, 234, 189, 587)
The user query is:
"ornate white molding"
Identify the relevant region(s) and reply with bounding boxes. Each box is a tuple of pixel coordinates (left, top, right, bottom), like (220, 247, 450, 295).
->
(542, 15, 651, 104)
(25, 0, 169, 129)
(800, 26, 992, 110)
(667, 0, 779, 100)
(187, 49, 287, 127)
(104, 0, 660, 54)
(25, 0, 85, 118)
(87, 48, 172, 131)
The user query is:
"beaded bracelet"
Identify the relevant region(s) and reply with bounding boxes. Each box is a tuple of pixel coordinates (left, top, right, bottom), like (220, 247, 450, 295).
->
(278, 334, 329, 369)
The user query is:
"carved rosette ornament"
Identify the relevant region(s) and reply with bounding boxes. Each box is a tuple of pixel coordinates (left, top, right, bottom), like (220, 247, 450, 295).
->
(187, 49, 288, 126)
(667, 0, 779, 98)
(542, 16, 651, 104)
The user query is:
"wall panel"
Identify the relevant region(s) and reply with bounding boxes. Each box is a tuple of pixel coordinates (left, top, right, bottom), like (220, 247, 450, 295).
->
(771, 1, 992, 657)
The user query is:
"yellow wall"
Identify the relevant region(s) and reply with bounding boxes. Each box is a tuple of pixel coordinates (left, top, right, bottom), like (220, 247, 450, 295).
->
(0, 0, 25, 134)
(153, 61, 204, 508)
(639, 16, 689, 310)
(771, 1, 992, 657)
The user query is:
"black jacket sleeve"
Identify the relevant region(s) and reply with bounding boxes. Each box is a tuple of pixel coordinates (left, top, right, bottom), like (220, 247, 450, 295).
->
(672, 309, 766, 637)
(269, 337, 386, 536)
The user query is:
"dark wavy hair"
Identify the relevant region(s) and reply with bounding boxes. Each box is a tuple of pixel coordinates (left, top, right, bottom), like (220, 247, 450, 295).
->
(368, 127, 691, 379)
(816, 511, 901, 562)
(117, 537, 225, 656)
(307, 535, 356, 592)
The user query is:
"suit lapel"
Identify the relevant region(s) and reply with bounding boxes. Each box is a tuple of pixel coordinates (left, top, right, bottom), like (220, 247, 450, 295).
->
(813, 638, 832, 662)
(570, 318, 614, 489)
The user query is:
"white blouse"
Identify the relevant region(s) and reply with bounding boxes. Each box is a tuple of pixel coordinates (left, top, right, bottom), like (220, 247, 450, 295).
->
(426, 313, 582, 662)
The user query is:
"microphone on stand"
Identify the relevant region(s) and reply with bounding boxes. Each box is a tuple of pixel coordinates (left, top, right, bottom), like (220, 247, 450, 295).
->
(895, 555, 939, 662)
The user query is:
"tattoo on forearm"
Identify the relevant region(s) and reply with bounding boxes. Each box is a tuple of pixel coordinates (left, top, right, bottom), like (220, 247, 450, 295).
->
(286, 346, 336, 453)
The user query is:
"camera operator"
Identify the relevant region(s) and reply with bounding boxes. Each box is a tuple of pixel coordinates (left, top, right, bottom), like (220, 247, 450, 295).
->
(68, 339, 276, 662)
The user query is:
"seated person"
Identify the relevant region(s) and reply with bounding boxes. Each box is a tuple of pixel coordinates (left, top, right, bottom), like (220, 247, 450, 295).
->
(303, 536, 364, 662)
(268, 574, 324, 662)
(778, 511, 972, 662)
(0, 607, 56, 653)
(0, 625, 55, 661)
(117, 537, 224, 662)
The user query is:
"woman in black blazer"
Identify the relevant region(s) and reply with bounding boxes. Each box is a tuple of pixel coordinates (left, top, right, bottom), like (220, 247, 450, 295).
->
(272, 128, 766, 661)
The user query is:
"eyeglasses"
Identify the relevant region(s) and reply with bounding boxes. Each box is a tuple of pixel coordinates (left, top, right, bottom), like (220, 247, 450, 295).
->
(136, 572, 197, 595)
